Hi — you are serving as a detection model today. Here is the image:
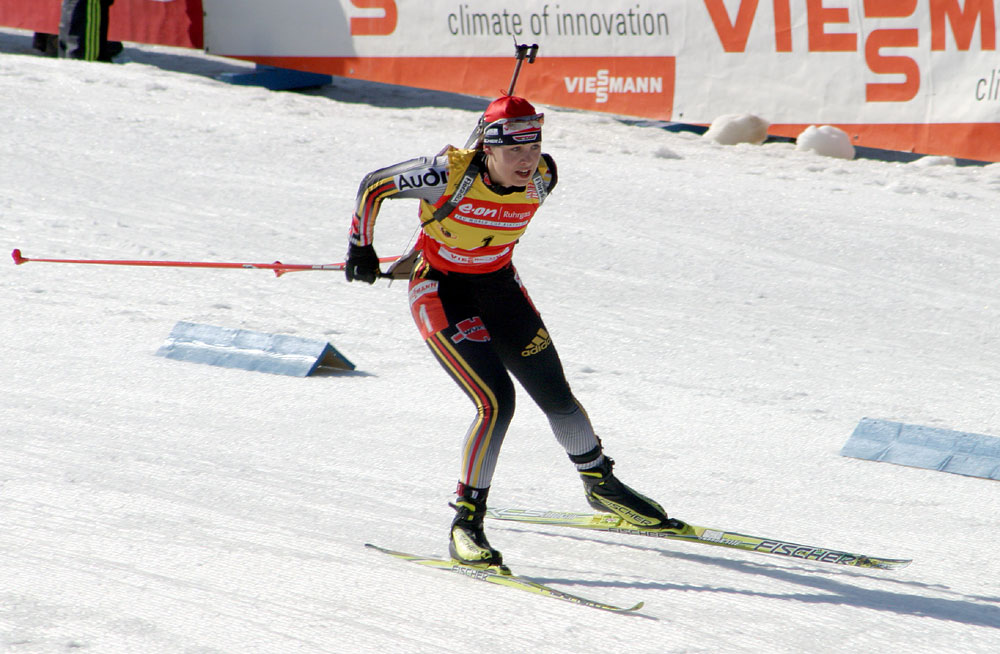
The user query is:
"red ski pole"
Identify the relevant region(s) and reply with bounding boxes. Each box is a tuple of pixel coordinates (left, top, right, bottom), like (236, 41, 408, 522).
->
(11, 248, 400, 278)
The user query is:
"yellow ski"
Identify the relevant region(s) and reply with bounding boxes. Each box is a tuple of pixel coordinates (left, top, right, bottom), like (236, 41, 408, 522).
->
(365, 543, 644, 613)
(486, 508, 911, 570)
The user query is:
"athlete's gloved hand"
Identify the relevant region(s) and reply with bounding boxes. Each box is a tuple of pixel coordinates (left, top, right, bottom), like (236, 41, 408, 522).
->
(344, 243, 381, 284)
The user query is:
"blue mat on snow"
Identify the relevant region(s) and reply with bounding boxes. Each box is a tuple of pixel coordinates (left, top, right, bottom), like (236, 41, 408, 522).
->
(156, 321, 355, 377)
(841, 418, 1000, 480)
(219, 65, 332, 90)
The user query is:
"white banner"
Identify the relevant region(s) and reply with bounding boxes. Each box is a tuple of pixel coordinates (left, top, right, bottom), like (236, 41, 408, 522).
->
(200, 0, 1000, 160)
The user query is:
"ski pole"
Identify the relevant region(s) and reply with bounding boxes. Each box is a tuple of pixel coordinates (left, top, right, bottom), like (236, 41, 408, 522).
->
(11, 248, 400, 278)
(463, 41, 539, 148)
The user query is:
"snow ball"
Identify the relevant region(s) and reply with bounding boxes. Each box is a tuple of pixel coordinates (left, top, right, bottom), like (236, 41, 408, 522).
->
(910, 155, 957, 167)
(796, 125, 855, 160)
(703, 114, 770, 145)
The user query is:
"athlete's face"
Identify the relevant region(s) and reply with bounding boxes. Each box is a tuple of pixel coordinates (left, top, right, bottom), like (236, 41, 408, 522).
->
(484, 142, 542, 187)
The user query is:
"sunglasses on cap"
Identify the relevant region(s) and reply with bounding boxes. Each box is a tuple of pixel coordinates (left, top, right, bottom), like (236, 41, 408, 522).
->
(482, 113, 545, 145)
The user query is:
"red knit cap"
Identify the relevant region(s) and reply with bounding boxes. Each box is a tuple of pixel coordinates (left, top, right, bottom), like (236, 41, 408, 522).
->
(483, 95, 538, 123)
(481, 96, 543, 145)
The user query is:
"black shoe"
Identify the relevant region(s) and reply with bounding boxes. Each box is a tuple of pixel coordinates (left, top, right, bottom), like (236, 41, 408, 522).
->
(449, 486, 504, 567)
(99, 41, 124, 63)
(580, 458, 685, 530)
(32, 33, 58, 57)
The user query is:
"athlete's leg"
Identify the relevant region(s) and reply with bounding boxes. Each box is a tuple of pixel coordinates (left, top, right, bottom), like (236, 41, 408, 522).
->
(473, 267, 605, 467)
(472, 268, 683, 528)
(409, 263, 517, 565)
(58, 0, 104, 61)
(409, 264, 515, 491)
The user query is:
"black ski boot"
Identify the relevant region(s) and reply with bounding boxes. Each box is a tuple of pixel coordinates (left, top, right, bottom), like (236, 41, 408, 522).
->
(580, 458, 687, 531)
(449, 485, 505, 568)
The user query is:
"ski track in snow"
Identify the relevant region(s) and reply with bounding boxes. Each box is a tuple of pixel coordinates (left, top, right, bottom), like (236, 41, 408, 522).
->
(2, 28, 1000, 653)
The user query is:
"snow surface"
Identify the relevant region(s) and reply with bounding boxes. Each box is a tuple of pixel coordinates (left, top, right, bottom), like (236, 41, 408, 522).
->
(3, 28, 1000, 653)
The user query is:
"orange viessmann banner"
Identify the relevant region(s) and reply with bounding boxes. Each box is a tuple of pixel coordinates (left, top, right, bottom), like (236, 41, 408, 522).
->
(4, 1, 999, 161)
(245, 55, 677, 123)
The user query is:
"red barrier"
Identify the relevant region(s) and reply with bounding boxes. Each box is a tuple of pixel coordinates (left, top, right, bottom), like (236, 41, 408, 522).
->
(0, 0, 202, 48)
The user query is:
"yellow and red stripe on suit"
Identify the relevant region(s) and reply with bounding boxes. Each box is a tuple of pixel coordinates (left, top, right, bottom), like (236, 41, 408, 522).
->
(425, 330, 502, 486)
(349, 147, 556, 275)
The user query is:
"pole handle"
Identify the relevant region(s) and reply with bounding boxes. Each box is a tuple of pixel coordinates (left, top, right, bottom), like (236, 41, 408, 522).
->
(506, 43, 538, 96)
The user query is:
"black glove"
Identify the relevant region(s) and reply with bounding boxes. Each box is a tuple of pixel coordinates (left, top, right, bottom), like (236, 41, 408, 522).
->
(344, 243, 380, 284)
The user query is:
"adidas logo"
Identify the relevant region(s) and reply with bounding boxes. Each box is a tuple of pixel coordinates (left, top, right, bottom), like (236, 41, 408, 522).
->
(520, 328, 551, 357)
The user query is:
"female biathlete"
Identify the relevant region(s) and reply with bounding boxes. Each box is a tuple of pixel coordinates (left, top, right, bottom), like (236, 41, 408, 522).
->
(344, 95, 686, 567)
